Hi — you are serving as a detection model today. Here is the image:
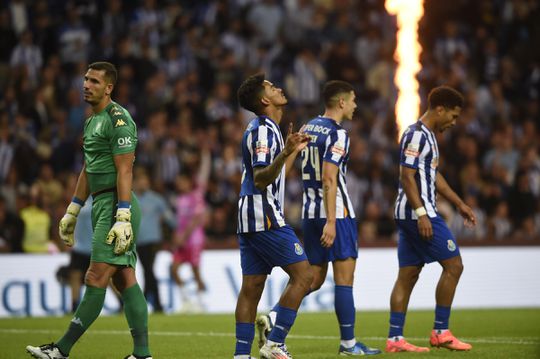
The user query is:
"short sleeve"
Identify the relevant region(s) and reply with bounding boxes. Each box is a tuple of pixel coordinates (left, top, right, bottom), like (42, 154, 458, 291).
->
(249, 124, 276, 168)
(108, 106, 138, 155)
(400, 130, 427, 169)
(323, 129, 348, 166)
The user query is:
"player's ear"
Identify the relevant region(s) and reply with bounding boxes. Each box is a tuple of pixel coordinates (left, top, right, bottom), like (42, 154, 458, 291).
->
(260, 96, 270, 106)
(105, 83, 114, 96)
(435, 105, 445, 116)
(339, 96, 345, 109)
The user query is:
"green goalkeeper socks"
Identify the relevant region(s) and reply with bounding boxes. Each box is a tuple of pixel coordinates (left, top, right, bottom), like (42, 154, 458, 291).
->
(122, 283, 151, 357)
(57, 286, 106, 355)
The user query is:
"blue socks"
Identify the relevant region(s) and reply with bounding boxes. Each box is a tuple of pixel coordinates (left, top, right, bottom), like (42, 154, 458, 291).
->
(334, 285, 356, 341)
(234, 322, 254, 355)
(268, 305, 297, 343)
(388, 312, 406, 337)
(434, 305, 451, 330)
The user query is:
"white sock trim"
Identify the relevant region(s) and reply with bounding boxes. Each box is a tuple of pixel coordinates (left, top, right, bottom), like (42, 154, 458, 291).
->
(341, 338, 356, 348)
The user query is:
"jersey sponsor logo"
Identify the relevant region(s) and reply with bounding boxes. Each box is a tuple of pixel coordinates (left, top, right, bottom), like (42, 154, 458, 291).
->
(294, 242, 304, 255)
(117, 136, 133, 148)
(405, 143, 420, 157)
(447, 239, 456, 252)
(304, 123, 331, 135)
(331, 141, 346, 156)
(115, 118, 126, 127)
(256, 140, 269, 154)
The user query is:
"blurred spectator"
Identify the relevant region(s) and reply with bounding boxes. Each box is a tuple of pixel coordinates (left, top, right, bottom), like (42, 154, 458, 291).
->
(0, 9, 17, 71)
(0, 195, 24, 253)
(20, 184, 55, 253)
(0, 0, 537, 249)
(35, 163, 63, 209)
(0, 114, 14, 183)
(509, 170, 537, 231)
(246, 0, 283, 44)
(57, 3, 91, 66)
(9, 29, 42, 87)
(171, 147, 211, 312)
(488, 201, 512, 240)
(450, 195, 487, 240)
(134, 168, 176, 313)
(68, 197, 92, 312)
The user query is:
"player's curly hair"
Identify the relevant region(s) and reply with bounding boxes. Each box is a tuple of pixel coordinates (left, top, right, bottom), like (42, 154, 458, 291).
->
(237, 73, 265, 114)
(88, 61, 118, 86)
(323, 80, 355, 108)
(428, 86, 464, 110)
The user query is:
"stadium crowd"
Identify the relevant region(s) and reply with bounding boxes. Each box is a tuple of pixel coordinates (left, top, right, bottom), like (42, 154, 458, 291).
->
(0, 0, 539, 254)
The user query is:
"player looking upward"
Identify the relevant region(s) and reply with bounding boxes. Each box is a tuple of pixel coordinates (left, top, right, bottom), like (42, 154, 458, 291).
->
(233, 73, 312, 359)
(386, 86, 476, 353)
(257, 81, 381, 356)
(26, 62, 152, 359)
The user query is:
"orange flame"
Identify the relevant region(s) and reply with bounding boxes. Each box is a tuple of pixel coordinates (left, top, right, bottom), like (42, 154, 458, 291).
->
(385, 0, 424, 138)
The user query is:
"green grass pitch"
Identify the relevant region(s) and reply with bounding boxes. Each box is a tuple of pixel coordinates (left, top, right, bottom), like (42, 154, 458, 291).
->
(1, 309, 539, 358)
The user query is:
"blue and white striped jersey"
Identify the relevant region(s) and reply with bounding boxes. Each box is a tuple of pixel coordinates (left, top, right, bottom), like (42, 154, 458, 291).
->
(394, 121, 440, 220)
(237, 116, 286, 233)
(301, 116, 355, 219)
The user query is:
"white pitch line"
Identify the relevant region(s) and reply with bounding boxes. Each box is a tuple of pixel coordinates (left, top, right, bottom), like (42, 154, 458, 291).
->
(1, 328, 538, 346)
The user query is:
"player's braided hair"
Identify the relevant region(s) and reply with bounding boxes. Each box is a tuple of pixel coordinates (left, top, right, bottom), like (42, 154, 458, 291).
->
(88, 61, 118, 86)
(237, 73, 265, 114)
(428, 86, 464, 110)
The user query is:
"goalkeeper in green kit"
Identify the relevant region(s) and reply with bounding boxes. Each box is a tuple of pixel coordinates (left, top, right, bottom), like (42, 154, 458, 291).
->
(26, 62, 152, 359)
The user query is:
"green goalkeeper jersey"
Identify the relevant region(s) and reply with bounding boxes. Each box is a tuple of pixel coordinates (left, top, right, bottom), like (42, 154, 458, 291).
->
(83, 101, 138, 194)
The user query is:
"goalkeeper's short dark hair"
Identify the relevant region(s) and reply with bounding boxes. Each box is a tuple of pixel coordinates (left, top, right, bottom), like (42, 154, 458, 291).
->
(237, 73, 265, 114)
(428, 86, 464, 110)
(88, 61, 118, 86)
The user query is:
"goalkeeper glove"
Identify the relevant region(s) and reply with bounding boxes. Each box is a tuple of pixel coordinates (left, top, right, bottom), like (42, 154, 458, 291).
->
(59, 201, 82, 246)
(106, 208, 133, 255)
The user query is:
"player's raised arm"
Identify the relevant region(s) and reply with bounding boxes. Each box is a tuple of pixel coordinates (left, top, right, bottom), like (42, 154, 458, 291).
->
(253, 124, 309, 190)
(284, 123, 309, 176)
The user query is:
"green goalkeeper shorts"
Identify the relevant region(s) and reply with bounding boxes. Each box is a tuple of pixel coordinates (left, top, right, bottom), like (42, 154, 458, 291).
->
(90, 190, 140, 268)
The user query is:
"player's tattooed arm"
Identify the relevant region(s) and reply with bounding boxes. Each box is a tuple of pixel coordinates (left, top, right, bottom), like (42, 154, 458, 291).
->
(254, 124, 309, 190)
(253, 151, 289, 190)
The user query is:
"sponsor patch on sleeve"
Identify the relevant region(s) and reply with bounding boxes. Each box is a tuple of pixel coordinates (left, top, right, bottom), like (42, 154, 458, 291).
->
(330, 141, 346, 156)
(404, 143, 420, 157)
(255, 140, 269, 154)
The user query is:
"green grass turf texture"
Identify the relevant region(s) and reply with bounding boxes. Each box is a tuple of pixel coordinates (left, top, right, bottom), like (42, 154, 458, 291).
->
(1, 309, 539, 358)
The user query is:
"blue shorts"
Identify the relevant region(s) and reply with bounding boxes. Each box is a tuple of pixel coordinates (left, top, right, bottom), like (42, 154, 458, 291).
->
(396, 215, 460, 267)
(302, 217, 358, 265)
(239, 225, 308, 275)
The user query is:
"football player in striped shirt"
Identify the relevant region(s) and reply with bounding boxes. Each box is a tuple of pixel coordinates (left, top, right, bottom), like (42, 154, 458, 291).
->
(257, 81, 381, 356)
(387, 86, 477, 353)
(233, 73, 312, 359)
